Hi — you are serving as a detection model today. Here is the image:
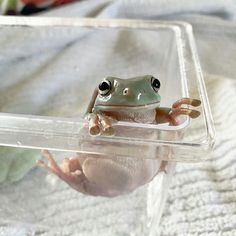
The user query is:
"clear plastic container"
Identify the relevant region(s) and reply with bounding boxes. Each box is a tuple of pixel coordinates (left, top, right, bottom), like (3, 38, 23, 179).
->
(0, 17, 215, 236)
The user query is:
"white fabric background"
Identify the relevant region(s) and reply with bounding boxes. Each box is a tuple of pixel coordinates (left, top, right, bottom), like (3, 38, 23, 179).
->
(0, 0, 236, 235)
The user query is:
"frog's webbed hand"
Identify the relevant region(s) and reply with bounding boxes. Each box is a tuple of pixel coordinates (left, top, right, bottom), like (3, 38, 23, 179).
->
(86, 113, 117, 136)
(86, 113, 100, 136)
(156, 98, 201, 126)
(170, 98, 201, 124)
(85, 88, 117, 136)
(98, 114, 117, 136)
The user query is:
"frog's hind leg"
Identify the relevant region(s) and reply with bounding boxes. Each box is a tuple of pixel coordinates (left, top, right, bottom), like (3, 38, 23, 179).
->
(81, 157, 133, 197)
(37, 150, 62, 175)
(62, 157, 82, 174)
(37, 150, 85, 191)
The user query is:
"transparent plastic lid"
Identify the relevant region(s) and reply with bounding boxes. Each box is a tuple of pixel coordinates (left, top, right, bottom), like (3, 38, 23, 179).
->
(0, 17, 215, 161)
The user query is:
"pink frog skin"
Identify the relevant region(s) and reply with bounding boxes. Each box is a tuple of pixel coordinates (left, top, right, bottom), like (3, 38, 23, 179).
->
(37, 75, 201, 197)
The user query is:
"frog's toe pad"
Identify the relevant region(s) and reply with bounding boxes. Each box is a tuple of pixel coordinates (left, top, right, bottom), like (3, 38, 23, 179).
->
(191, 99, 201, 107)
(103, 126, 115, 136)
(89, 125, 100, 136)
(189, 110, 201, 118)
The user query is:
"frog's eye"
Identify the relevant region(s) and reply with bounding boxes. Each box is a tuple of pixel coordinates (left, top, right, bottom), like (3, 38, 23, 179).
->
(98, 79, 112, 96)
(151, 77, 161, 92)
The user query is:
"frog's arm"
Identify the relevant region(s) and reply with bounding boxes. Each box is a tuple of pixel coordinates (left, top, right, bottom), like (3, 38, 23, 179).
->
(85, 88, 104, 135)
(155, 98, 201, 126)
(85, 88, 98, 114)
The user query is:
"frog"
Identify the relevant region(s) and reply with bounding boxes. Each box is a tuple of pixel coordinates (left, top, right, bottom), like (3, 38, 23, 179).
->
(37, 75, 201, 197)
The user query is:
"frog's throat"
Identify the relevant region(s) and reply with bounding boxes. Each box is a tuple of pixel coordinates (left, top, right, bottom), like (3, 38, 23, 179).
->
(94, 102, 160, 111)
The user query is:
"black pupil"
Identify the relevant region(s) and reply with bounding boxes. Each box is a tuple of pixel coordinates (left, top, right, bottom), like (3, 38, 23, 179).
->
(152, 79, 160, 88)
(99, 81, 110, 91)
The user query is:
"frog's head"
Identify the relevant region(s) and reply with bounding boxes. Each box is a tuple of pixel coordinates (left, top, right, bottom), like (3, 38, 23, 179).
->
(94, 75, 161, 111)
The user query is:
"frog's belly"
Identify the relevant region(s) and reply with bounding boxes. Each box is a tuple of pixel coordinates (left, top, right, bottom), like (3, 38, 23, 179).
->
(103, 110, 156, 123)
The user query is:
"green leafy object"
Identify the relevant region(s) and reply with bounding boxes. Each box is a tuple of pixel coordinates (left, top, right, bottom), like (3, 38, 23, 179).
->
(0, 147, 40, 183)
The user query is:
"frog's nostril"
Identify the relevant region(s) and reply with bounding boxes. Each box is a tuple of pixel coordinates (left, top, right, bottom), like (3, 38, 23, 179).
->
(123, 88, 130, 96)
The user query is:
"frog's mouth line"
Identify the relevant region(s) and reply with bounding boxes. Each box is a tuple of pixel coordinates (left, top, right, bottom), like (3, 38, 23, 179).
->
(95, 102, 160, 110)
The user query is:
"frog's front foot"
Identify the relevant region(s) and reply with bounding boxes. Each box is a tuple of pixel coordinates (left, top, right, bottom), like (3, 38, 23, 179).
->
(37, 150, 84, 189)
(87, 113, 116, 136)
(170, 98, 201, 125)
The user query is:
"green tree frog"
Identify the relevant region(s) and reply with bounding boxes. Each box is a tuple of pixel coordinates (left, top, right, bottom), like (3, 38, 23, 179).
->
(37, 75, 201, 197)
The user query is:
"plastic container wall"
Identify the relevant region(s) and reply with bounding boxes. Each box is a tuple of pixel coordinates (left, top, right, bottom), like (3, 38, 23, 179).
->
(0, 18, 214, 235)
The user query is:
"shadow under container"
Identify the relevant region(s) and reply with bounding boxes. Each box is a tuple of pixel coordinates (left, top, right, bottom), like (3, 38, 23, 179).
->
(0, 17, 214, 236)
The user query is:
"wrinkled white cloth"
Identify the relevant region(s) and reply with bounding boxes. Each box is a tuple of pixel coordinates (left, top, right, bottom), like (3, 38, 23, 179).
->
(1, 0, 236, 236)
